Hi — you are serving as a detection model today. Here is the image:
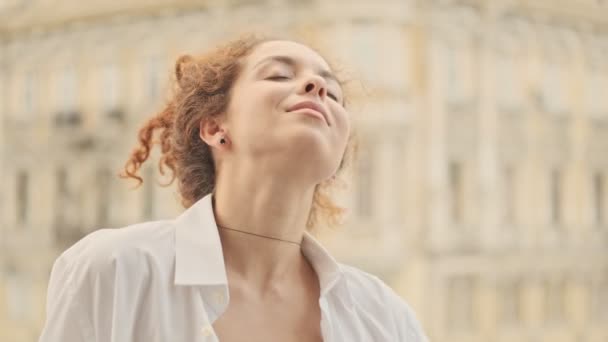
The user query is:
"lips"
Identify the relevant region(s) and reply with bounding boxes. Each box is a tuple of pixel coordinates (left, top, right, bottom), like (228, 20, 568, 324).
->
(287, 100, 328, 125)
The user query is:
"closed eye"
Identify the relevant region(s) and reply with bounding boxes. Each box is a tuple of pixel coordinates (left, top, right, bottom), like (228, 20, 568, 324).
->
(266, 75, 291, 81)
(266, 75, 340, 102)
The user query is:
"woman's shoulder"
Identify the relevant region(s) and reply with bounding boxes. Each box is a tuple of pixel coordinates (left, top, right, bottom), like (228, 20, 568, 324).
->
(56, 220, 175, 280)
(338, 263, 429, 341)
(41, 220, 179, 341)
(338, 263, 405, 303)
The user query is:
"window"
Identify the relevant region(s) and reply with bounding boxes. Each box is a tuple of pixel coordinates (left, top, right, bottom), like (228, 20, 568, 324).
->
(57, 167, 68, 198)
(101, 63, 120, 111)
(545, 277, 566, 324)
(145, 55, 163, 101)
(142, 166, 156, 220)
(0, 69, 4, 119)
(593, 271, 608, 322)
(496, 55, 523, 110)
(449, 161, 464, 223)
(443, 45, 469, 104)
(503, 165, 516, 224)
(445, 47, 458, 98)
(57, 66, 77, 111)
(350, 21, 377, 85)
(97, 168, 112, 226)
(391, 138, 405, 221)
(23, 70, 36, 116)
(586, 70, 608, 117)
(55, 167, 68, 225)
(593, 172, 605, 226)
(447, 275, 476, 331)
(501, 279, 522, 326)
(541, 62, 568, 114)
(346, 20, 411, 92)
(54, 166, 85, 244)
(355, 143, 374, 218)
(16, 170, 29, 225)
(381, 25, 408, 90)
(550, 169, 562, 226)
(6, 272, 31, 321)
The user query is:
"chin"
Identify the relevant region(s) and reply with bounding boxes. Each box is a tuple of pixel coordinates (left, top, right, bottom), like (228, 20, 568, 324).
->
(276, 130, 339, 173)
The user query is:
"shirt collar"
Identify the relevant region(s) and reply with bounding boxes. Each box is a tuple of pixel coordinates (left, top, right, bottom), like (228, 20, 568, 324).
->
(301, 231, 343, 296)
(173, 192, 346, 297)
(173, 192, 228, 286)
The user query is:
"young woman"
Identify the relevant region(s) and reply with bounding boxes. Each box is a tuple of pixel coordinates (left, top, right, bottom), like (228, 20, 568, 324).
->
(39, 35, 428, 342)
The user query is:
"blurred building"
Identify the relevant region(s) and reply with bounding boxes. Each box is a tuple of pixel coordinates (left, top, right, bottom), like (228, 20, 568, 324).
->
(1, 0, 607, 341)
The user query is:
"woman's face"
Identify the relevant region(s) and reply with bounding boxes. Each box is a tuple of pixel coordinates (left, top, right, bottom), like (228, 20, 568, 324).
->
(223, 40, 350, 183)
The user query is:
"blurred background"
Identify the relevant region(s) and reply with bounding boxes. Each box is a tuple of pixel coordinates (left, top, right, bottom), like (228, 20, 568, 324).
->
(1, 0, 607, 341)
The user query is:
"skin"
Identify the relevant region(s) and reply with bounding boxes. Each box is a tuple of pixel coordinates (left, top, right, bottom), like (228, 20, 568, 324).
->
(198, 40, 350, 341)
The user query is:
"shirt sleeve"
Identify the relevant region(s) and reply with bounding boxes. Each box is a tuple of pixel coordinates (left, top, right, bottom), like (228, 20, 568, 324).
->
(384, 287, 430, 342)
(392, 297, 430, 342)
(38, 253, 95, 342)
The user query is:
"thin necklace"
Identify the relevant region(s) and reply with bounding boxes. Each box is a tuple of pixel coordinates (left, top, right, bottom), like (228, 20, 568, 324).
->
(217, 225, 302, 246)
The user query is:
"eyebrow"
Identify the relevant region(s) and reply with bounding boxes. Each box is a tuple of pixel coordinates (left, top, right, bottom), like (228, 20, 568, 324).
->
(253, 55, 340, 85)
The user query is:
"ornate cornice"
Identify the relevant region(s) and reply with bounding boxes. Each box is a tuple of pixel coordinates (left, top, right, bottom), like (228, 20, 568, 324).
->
(0, 0, 210, 35)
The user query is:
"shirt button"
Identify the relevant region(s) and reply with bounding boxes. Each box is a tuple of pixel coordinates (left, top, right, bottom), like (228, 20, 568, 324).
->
(201, 325, 214, 337)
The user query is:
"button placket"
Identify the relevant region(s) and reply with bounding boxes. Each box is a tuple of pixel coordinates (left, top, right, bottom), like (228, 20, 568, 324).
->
(319, 297, 333, 341)
(196, 287, 222, 341)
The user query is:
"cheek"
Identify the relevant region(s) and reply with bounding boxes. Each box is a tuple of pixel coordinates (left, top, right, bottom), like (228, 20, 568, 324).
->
(260, 83, 290, 108)
(243, 83, 287, 116)
(227, 83, 288, 134)
(334, 108, 351, 141)
(230, 83, 268, 113)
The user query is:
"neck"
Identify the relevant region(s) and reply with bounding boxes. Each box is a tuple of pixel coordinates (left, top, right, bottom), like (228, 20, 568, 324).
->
(212, 162, 317, 292)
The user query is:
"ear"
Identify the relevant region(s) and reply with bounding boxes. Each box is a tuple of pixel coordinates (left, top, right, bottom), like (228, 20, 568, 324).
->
(199, 116, 225, 146)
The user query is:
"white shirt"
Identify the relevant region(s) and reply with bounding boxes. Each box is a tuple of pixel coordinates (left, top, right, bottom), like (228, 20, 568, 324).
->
(39, 193, 428, 342)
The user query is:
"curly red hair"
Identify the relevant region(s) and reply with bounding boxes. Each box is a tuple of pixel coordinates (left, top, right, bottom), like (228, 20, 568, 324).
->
(119, 34, 358, 230)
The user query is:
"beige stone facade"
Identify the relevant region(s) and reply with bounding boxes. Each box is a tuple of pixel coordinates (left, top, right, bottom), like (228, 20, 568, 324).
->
(1, 0, 607, 341)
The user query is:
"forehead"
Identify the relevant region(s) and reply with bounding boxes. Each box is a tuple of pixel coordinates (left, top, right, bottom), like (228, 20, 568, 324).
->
(244, 40, 332, 71)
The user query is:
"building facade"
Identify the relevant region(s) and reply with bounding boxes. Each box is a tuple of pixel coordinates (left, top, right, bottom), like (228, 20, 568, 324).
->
(1, 0, 607, 341)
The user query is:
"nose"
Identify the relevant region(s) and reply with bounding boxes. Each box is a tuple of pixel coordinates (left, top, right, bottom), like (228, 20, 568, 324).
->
(301, 74, 327, 99)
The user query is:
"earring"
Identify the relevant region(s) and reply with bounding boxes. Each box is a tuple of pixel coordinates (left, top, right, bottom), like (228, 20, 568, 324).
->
(220, 137, 226, 144)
